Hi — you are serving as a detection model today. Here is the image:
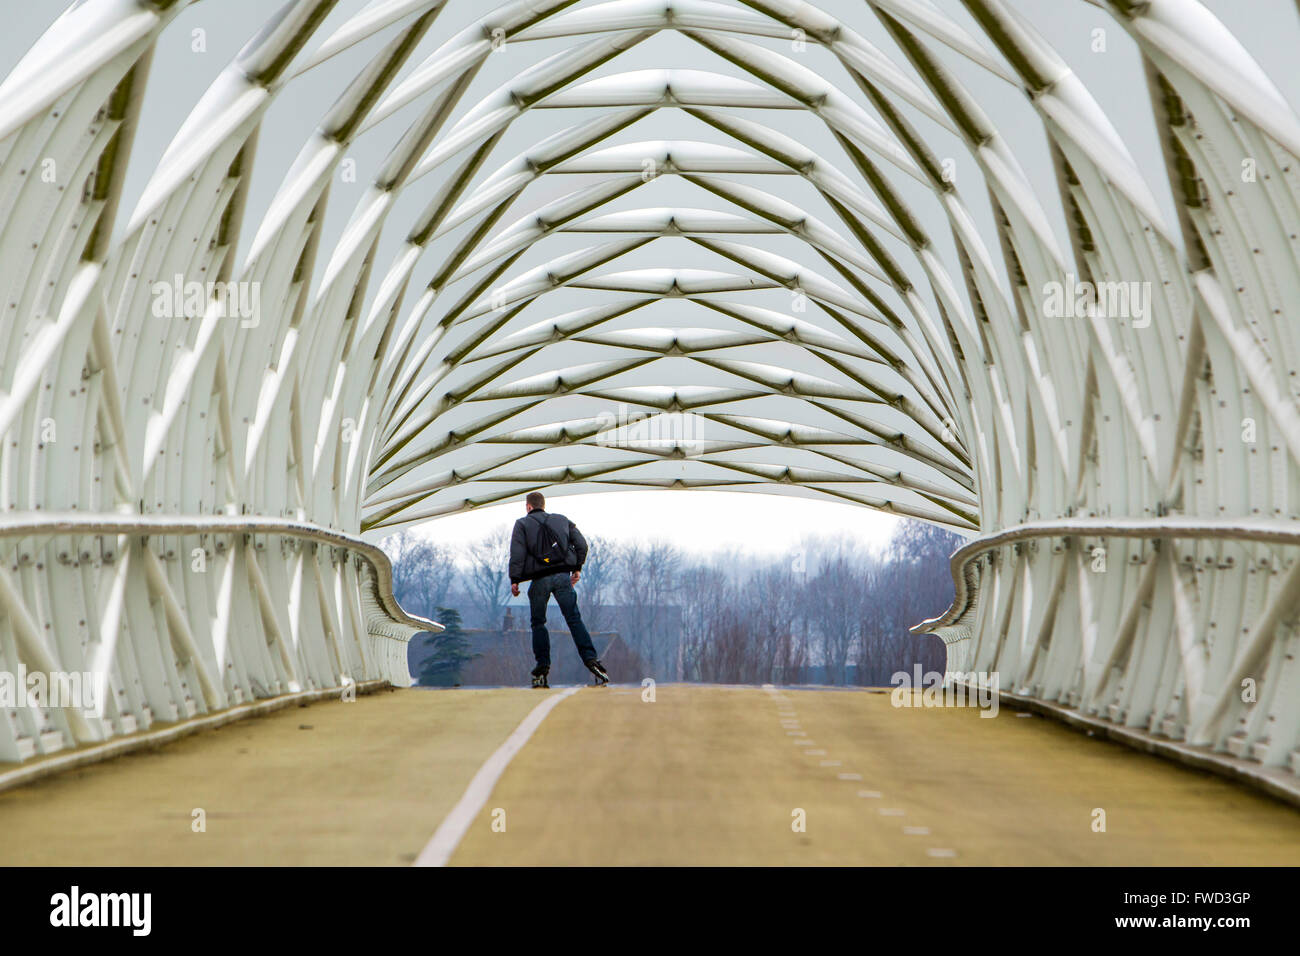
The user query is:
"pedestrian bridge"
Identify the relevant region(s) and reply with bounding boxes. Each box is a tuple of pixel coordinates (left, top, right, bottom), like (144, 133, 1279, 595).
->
(0, 0, 1299, 813)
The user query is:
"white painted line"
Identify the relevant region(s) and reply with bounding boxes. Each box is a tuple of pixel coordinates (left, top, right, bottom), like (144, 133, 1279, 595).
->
(414, 687, 579, 867)
(819, 759, 842, 767)
(926, 848, 957, 858)
(794, 740, 815, 746)
(879, 808, 905, 816)
(1016, 712, 1033, 718)
(805, 748, 826, 755)
(857, 790, 882, 798)
(786, 731, 807, 736)
(837, 772, 862, 781)
(903, 826, 930, 835)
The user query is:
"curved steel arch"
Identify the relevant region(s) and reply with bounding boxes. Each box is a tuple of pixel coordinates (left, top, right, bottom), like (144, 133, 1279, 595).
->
(0, 0, 1298, 782)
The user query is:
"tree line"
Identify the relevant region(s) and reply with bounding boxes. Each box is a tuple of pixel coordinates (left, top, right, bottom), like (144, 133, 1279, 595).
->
(384, 518, 964, 686)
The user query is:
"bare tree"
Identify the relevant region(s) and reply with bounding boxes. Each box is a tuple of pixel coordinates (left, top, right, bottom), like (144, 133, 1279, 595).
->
(619, 539, 682, 679)
(866, 521, 964, 680)
(806, 546, 864, 685)
(383, 531, 456, 621)
(679, 564, 729, 681)
(464, 529, 511, 631)
(747, 564, 801, 683)
(576, 534, 622, 634)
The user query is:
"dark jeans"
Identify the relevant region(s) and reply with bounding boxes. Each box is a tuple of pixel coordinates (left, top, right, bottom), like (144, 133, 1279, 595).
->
(528, 572, 596, 667)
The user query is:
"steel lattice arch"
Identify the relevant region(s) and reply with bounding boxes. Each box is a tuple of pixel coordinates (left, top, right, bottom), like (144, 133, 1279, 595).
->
(0, 0, 1298, 780)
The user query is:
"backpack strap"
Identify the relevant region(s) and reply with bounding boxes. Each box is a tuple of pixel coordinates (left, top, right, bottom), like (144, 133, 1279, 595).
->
(525, 511, 556, 560)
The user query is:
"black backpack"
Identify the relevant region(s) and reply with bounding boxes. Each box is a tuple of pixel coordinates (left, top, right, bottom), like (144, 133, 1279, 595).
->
(528, 514, 568, 567)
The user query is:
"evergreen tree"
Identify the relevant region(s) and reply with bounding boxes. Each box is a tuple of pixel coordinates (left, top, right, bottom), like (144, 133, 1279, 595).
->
(417, 608, 475, 686)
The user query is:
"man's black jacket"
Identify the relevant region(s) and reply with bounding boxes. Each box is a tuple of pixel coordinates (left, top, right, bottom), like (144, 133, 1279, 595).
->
(509, 509, 589, 583)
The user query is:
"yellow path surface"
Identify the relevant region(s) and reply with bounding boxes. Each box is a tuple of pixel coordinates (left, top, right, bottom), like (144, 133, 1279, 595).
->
(0, 687, 542, 865)
(2, 684, 1298, 865)
(450, 684, 1300, 865)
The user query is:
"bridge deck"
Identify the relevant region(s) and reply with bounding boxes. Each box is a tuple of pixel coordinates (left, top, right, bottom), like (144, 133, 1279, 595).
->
(1, 685, 1298, 866)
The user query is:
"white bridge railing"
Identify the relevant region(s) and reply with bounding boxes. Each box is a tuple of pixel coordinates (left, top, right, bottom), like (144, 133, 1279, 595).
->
(916, 519, 1300, 776)
(0, 514, 437, 762)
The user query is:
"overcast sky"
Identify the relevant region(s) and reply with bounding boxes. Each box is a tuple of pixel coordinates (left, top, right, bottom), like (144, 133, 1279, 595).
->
(5, 0, 1297, 555)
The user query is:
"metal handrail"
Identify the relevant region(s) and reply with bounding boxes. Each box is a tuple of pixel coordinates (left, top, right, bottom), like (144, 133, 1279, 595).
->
(912, 517, 1300, 636)
(0, 512, 441, 635)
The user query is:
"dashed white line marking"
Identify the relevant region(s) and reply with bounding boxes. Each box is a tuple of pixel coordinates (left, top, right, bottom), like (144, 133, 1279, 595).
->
(758, 703, 966, 860)
(414, 687, 579, 867)
(1015, 712, 1033, 718)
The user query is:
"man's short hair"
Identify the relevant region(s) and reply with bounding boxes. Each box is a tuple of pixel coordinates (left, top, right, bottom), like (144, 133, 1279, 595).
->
(526, 491, 545, 510)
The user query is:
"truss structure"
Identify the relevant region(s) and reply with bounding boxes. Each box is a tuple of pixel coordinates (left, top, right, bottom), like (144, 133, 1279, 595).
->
(1, 0, 1298, 775)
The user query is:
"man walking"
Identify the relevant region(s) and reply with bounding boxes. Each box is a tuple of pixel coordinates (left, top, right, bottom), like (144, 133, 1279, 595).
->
(509, 492, 611, 688)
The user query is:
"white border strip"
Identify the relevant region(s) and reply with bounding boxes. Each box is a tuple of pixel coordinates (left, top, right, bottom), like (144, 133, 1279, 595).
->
(414, 687, 580, 867)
